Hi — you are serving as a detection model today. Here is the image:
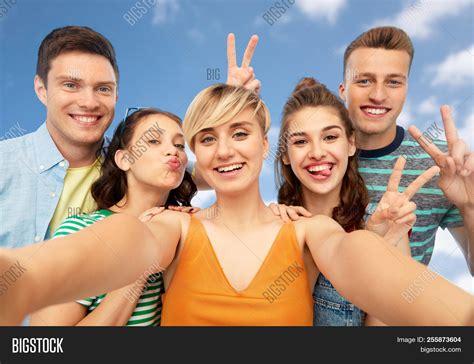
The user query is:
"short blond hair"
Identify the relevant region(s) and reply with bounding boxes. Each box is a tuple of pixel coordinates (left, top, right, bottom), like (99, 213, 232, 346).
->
(183, 84, 271, 151)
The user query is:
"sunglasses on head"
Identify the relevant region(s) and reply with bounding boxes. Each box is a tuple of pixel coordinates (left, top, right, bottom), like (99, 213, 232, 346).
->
(118, 106, 146, 137)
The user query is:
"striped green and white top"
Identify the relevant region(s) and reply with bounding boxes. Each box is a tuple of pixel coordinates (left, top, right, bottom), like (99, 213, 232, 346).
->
(358, 126, 463, 264)
(53, 209, 163, 326)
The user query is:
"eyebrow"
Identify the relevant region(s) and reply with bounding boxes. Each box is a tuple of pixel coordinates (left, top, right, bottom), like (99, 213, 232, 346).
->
(288, 125, 343, 138)
(55, 75, 117, 86)
(288, 131, 307, 138)
(198, 121, 254, 134)
(143, 129, 184, 138)
(229, 121, 253, 128)
(356, 72, 406, 80)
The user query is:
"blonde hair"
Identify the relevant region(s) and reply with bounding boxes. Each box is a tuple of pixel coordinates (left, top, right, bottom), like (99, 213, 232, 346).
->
(183, 84, 271, 151)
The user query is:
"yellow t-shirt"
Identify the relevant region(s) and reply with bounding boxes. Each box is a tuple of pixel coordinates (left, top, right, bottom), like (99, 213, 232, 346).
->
(49, 159, 101, 235)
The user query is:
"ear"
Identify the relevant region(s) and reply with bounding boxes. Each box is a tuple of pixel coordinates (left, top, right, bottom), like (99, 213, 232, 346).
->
(348, 133, 356, 157)
(338, 82, 346, 103)
(114, 149, 132, 172)
(281, 152, 290, 165)
(34, 75, 48, 107)
(262, 135, 269, 159)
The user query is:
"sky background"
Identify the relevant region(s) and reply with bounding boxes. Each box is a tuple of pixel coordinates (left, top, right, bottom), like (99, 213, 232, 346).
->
(0, 0, 472, 293)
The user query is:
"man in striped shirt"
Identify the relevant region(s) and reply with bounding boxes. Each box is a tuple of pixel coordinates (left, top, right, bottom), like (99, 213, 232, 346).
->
(313, 26, 473, 326)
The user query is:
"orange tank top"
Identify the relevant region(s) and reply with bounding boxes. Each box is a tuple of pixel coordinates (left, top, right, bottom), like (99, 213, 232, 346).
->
(161, 216, 313, 326)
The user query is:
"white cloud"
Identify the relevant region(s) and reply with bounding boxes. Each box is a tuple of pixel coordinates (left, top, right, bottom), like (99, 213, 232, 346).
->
(185, 145, 196, 162)
(429, 45, 474, 87)
(429, 228, 473, 294)
(418, 96, 439, 115)
(295, 0, 347, 25)
(264, 199, 278, 206)
(371, 0, 471, 40)
(453, 275, 474, 294)
(152, 0, 180, 26)
(458, 112, 474, 149)
(397, 101, 415, 128)
(191, 190, 216, 208)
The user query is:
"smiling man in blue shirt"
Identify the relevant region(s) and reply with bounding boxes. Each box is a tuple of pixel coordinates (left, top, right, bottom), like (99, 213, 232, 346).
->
(0, 26, 118, 247)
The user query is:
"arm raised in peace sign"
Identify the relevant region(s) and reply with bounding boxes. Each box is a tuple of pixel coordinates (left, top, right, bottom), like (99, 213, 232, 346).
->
(366, 156, 440, 248)
(408, 105, 474, 273)
(408, 105, 473, 210)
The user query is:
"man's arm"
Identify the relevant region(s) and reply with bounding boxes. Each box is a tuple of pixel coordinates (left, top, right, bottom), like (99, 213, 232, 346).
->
(226, 33, 260, 93)
(449, 212, 474, 275)
(409, 105, 474, 274)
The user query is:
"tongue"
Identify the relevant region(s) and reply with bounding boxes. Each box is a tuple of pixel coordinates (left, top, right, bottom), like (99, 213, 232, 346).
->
(314, 168, 331, 177)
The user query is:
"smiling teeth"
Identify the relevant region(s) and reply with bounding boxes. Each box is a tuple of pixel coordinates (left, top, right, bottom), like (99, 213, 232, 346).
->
(308, 164, 331, 172)
(364, 108, 388, 115)
(73, 115, 99, 123)
(217, 163, 243, 172)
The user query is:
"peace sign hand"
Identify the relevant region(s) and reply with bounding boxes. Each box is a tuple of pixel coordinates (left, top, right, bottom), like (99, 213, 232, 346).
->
(408, 105, 474, 211)
(366, 156, 440, 246)
(226, 33, 261, 93)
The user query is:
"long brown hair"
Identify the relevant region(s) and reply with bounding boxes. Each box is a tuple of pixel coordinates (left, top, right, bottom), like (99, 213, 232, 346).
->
(276, 77, 368, 232)
(92, 108, 197, 210)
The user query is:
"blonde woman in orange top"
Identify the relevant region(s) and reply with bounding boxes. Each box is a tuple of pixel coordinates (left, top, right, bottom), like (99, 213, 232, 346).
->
(1, 84, 473, 326)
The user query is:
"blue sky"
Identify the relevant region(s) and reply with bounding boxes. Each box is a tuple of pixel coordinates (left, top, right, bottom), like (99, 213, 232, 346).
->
(1, 0, 473, 290)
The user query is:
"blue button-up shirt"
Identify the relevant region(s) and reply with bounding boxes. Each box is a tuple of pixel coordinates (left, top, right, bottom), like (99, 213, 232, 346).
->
(0, 123, 108, 248)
